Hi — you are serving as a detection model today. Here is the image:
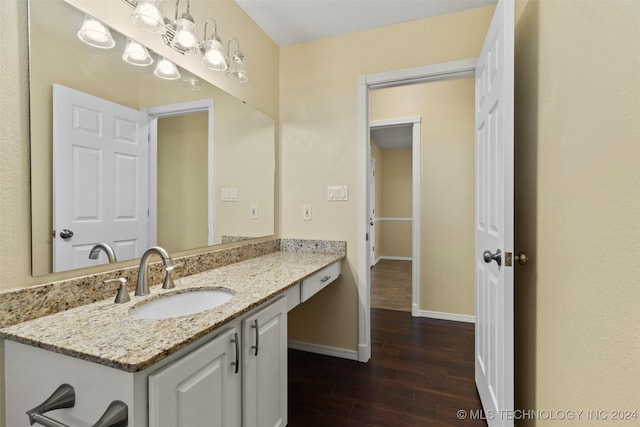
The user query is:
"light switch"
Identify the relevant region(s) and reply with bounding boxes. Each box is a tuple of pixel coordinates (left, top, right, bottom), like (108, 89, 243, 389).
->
(250, 205, 258, 219)
(303, 204, 312, 221)
(221, 187, 238, 202)
(328, 185, 348, 201)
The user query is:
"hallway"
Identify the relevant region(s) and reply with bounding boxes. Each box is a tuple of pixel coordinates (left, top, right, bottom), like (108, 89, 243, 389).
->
(371, 259, 412, 312)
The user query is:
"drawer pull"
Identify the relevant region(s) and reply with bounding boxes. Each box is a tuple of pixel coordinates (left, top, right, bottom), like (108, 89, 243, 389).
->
(320, 275, 332, 283)
(251, 319, 259, 356)
(231, 332, 240, 374)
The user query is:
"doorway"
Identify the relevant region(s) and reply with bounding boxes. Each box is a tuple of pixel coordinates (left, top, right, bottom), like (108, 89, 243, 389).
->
(369, 119, 420, 313)
(356, 59, 477, 362)
(143, 99, 215, 249)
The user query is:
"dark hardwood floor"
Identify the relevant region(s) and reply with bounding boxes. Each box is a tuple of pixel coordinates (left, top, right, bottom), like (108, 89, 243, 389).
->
(288, 308, 486, 427)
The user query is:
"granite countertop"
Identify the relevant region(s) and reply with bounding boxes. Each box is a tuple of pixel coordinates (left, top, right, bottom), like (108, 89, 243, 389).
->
(0, 251, 343, 372)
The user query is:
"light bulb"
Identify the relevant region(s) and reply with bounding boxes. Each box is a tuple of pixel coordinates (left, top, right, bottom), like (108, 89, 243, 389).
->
(122, 39, 153, 66)
(171, 16, 198, 52)
(154, 58, 181, 80)
(77, 15, 115, 49)
(202, 38, 227, 71)
(131, 0, 165, 34)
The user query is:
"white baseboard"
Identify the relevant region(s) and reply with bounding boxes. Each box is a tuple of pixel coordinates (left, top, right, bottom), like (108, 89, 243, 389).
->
(414, 309, 475, 323)
(378, 256, 412, 262)
(288, 340, 359, 361)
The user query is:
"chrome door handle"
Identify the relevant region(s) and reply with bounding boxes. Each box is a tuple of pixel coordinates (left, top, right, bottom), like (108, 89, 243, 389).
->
(251, 319, 259, 356)
(231, 332, 239, 374)
(505, 251, 529, 266)
(59, 229, 74, 240)
(483, 249, 502, 266)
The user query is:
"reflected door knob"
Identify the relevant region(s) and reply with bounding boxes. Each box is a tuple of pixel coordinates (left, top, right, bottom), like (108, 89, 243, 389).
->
(483, 249, 502, 266)
(59, 229, 74, 240)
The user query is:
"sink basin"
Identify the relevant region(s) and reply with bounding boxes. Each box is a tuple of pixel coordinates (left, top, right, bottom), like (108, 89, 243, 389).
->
(130, 288, 234, 320)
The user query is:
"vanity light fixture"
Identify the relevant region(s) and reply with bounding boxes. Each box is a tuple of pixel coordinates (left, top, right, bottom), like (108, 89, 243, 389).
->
(130, 0, 165, 34)
(122, 38, 154, 66)
(154, 57, 181, 80)
(77, 14, 115, 49)
(124, 0, 249, 82)
(226, 37, 249, 84)
(201, 19, 227, 71)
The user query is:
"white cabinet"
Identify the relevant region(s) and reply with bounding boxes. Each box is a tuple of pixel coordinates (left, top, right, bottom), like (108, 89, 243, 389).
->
(148, 328, 241, 427)
(242, 297, 288, 427)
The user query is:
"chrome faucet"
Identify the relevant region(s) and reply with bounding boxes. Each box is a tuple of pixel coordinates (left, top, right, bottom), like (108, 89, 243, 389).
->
(88, 243, 118, 263)
(136, 246, 172, 296)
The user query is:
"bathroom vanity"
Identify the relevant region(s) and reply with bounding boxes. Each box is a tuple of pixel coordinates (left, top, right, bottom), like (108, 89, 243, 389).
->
(2, 250, 343, 427)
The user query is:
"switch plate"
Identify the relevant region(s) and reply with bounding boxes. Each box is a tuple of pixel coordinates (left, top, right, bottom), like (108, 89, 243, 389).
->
(250, 205, 258, 220)
(328, 185, 348, 201)
(303, 204, 312, 221)
(221, 187, 238, 202)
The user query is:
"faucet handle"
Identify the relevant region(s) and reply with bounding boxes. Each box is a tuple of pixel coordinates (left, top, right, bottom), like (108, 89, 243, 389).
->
(163, 263, 184, 290)
(104, 278, 130, 304)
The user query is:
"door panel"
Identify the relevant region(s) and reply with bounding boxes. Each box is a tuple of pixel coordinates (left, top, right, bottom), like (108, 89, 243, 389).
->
(474, 0, 515, 426)
(53, 84, 150, 272)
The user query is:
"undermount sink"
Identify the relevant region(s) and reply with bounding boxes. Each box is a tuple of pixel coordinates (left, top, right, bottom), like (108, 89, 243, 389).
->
(130, 288, 234, 320)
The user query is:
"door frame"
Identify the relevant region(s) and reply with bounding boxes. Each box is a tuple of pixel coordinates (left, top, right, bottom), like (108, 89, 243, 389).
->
(369, 118, 421, 315)
(357, 58, 477, 362)
(143, 99, 215, 247)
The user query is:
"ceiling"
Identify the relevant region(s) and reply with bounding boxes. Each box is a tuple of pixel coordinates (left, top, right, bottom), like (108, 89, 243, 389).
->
(235, 0, 496, 46)
(371, 125, 413, 150)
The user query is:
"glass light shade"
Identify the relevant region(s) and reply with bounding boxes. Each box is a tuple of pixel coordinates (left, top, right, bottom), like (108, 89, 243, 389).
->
(181, 76, 202, 91)
(122, 39, 153, 66)
(154, 58, 181, 80)
(77, 15, 115, 49)
(131, 0, 165, 34)
(202, 37, 228, 71)
(226, 54, 249, 83)
(171, 16, 198, 52)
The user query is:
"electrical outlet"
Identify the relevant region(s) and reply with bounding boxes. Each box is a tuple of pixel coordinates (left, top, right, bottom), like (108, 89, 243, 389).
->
(250, 205, 258, 220)
(303, 204, 312, 221)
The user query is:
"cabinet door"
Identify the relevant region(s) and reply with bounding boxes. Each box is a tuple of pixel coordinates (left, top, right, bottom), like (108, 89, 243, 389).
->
(148, 328, 241, 427)
(242, 297, 288, 427)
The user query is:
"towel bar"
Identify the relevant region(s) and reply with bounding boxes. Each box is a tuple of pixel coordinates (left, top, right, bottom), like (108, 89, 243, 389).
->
(26, 384, 128, 427)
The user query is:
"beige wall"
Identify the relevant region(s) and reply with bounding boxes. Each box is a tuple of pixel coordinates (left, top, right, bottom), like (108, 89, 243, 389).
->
(157, 113, 209, 252)
(514, 0, 640, 423)
(282, 6, 495, 349)
(371, 79, 476, 316)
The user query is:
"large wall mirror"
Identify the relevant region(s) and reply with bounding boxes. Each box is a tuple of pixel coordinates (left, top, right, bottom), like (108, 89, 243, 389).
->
(29, 0, 275, 276)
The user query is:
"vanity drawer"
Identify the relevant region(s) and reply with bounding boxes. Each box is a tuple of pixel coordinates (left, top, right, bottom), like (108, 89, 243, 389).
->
(300, 261, 341, 302)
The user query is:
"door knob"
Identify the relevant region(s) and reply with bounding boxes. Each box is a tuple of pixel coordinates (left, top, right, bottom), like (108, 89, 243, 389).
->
(59, 229, 74, 240)
(483, 249, 502, 266)
(504, 251, 529, 267)
(514, 252, 528, 265)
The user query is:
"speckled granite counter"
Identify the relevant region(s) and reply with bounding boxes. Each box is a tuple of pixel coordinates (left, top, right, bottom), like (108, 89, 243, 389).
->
(0, 250, 343, 372)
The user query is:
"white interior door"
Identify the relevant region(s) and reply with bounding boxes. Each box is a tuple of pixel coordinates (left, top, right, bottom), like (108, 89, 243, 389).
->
(369, 156, 376, 265)
(53, 84, 150, 272)
(474, 0, 514, 426)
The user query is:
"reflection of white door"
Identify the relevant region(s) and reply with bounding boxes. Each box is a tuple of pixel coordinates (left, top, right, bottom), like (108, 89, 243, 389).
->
(369, 157, 376, 266)
(474, 1, 514, 426)
(52, 84, 150, 272)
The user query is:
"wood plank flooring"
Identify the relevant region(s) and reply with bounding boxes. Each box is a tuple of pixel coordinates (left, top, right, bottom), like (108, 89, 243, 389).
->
(371, 260, 412, 312)
(288, 308, 486, 427)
